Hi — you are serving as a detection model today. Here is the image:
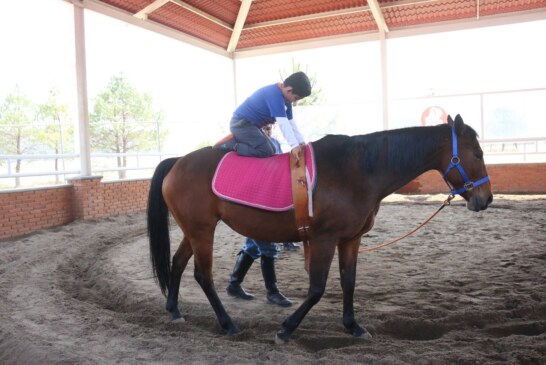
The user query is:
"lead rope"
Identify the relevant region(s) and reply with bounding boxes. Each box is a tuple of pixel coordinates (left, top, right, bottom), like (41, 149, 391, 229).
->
(358, 194, 455, 253)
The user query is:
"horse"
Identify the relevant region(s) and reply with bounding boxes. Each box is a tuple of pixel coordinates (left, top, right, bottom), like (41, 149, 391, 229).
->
(147, 114, 492, 343)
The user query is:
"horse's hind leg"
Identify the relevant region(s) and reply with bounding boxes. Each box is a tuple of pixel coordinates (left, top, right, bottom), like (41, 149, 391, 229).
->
(276, 238, 337, 344)
(338, 238, 372, 339)
(192, 231, 239, 335)
(166, 236, 193, 321)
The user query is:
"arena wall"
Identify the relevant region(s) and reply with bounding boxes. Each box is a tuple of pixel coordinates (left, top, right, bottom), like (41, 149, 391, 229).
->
(1, 177, 150, 240)
(397, 163, 546, 194)
(1, 163, 544, 240)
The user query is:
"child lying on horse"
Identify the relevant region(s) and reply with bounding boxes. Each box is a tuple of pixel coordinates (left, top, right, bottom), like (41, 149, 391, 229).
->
(216, 71, 312, 161)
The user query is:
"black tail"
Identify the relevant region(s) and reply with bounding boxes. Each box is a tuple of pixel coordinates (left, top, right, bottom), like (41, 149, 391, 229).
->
(147, 157, 179, 296)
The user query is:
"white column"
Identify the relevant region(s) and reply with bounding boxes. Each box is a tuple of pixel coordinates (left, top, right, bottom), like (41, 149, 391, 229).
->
(232, 58, 239, 108)
(379, 30, 389, 130)
(73, 1, 92, 176)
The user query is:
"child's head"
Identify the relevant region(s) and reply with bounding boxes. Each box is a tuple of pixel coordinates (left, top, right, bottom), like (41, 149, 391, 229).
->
(284, 72, 312, 99)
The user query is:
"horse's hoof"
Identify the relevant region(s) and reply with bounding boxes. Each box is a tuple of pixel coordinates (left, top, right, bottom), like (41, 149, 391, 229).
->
(275, 330, 290, 344)
(171, 316, 185, 324)
(357, 331, 373, 341)
(227, 326, 240, 336)
(275, 333, 287, 345)
(170, 309, 184, 322)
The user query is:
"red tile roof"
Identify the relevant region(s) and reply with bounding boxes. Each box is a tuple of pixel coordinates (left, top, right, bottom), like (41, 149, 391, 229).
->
(96, 0, 546, 53)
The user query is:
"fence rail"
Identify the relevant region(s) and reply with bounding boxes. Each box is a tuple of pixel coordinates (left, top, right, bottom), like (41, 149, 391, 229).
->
(0, 152, 178, 181)
(2, 137, 546, 187)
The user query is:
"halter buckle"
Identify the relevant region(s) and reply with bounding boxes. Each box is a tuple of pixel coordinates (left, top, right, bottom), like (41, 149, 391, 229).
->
(464, 182, 474, 191)
(451, 156, 460, 164)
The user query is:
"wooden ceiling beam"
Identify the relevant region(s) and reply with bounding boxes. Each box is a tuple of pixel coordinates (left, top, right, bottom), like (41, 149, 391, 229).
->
(368, 0, 389, 33)
(170, 0, 233, 30)
(227, 0, 253, 53)
(134, 0, 170, 20)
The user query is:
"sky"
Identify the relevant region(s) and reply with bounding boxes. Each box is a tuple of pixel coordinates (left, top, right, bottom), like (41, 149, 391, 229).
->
(1, 0, 545, 154)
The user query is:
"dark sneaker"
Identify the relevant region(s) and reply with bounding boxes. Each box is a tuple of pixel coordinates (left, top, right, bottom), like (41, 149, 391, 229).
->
(226, 283, 254, 300)
(267, 291, 292, 307)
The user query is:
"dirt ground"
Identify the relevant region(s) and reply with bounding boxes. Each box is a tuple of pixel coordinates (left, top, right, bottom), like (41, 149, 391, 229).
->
(1, 194, 545, 364)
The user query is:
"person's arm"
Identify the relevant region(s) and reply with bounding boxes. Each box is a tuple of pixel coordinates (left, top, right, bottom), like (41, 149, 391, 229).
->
(289, 119, 305, 145)
(276, 117, 299, 148)
(276, 117, 303, 161)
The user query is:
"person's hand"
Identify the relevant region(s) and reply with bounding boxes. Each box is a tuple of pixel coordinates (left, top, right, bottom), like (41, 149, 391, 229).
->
(291, 145, 302, 163)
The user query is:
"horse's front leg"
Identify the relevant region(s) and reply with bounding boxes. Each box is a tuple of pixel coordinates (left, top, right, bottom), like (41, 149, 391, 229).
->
(338, 237, 372, 339)
(276, 238, 336, 344)
(166, 236, 193, 321)
(192, 233, 239, 336)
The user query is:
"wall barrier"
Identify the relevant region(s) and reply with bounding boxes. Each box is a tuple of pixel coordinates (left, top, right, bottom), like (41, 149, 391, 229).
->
(1, 177, 150, 240)
(397, 163, 546, 194)
(1, 163, 544, 240)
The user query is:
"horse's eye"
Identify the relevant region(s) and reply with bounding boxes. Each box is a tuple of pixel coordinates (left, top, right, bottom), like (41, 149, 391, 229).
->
(475, 151, 483, 160)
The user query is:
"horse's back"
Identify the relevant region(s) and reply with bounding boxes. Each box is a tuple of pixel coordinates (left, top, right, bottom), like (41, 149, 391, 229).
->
(162, 147, 225, 210)
(169, 147, 224, 179)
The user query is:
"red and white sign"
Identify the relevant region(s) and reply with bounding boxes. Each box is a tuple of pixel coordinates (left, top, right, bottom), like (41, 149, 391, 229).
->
(421, 106, 447, 126)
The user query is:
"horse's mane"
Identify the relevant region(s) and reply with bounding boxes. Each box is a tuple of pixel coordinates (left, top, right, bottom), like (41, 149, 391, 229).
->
(315, 124, 479, 174)
(348, 124, 478, 173)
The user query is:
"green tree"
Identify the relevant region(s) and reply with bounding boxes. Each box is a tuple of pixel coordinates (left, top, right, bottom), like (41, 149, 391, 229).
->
(90, 74, 165, 179)
(37, 88, 74, 183)
(0, 86, 39, 186)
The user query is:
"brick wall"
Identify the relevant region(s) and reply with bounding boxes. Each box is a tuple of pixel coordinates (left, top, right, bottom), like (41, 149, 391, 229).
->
(0, 164, 544, 240)
(1, 178, 150, 240)
(398, 163, 546, 194)
(0, 185, 74, 239)
(101, 179, 151, 217)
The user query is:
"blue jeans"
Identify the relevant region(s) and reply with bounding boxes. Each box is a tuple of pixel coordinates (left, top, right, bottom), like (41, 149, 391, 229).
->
(242, 237, 280, 260)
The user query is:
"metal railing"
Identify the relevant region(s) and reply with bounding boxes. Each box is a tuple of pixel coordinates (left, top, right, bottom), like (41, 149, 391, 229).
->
(0, 152, 179, 187)
(2, 137, 545, 188)
(480, 138, 546, 163)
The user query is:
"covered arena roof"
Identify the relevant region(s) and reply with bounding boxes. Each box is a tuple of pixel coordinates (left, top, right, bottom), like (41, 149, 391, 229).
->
(80, 0, 546, 56)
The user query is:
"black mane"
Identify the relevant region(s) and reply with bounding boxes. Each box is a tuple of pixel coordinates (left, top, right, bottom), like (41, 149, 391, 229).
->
(353, 125, 442, 173)
(352, 124, 479, 173)
(314, 123, 479, 174)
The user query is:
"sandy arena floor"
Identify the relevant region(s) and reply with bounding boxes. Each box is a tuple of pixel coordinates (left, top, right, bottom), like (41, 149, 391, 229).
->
(1, 194, 545, 364)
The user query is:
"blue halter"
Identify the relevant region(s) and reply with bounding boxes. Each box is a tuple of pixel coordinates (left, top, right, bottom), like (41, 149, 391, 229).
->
(442, 126, 490, 196)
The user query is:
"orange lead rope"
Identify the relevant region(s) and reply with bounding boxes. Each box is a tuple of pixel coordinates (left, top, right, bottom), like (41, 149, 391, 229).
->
(358, 194, 455, 253)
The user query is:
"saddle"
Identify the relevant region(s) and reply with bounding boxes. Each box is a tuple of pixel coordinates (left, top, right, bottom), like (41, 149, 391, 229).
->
(212, 144, 315, 211)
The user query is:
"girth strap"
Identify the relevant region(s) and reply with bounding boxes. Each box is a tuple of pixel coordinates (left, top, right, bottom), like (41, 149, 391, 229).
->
(290, 147, 312, 272)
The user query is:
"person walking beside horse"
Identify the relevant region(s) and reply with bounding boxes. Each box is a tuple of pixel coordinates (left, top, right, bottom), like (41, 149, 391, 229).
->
(226, 124, 298, 308)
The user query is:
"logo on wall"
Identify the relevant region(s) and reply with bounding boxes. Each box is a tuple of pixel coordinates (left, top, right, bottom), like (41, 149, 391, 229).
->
(421, 106, 447, 126)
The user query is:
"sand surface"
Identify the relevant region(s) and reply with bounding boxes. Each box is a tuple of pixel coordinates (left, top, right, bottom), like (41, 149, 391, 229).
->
(1, 194, 545, 364)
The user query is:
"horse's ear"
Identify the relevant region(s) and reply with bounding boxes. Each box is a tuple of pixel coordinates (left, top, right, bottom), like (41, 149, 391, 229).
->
(447, 115, 454, 126)
(454, 114, 465, 135)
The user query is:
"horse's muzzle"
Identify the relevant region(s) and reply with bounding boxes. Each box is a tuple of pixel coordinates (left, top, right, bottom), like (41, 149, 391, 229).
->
(467, 193, 493, 212)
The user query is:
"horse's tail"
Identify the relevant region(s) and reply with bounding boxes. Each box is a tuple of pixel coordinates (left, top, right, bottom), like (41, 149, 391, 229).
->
(147, 157, 179, 297)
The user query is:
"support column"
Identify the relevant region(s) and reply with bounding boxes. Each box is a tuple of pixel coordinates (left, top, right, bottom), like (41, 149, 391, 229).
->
(68, 176, 105, 220)
(379, 30, 389, 130)
(73, 1, 92, 176)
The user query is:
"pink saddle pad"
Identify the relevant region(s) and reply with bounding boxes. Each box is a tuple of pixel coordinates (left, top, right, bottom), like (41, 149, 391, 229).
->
(212, 144, 316, 211)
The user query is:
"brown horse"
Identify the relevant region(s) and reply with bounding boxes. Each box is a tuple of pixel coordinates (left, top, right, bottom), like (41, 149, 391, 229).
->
(147, 114, 492, 343)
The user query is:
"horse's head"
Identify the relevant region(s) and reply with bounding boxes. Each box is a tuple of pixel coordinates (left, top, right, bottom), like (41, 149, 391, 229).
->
(442, 114, 493, 212)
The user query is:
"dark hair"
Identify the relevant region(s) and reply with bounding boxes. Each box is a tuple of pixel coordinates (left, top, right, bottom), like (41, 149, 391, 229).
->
(284, 71, 312, 98)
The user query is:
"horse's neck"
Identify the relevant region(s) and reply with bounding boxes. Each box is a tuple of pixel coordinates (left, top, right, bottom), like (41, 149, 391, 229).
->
(368, 128, 445, 198)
